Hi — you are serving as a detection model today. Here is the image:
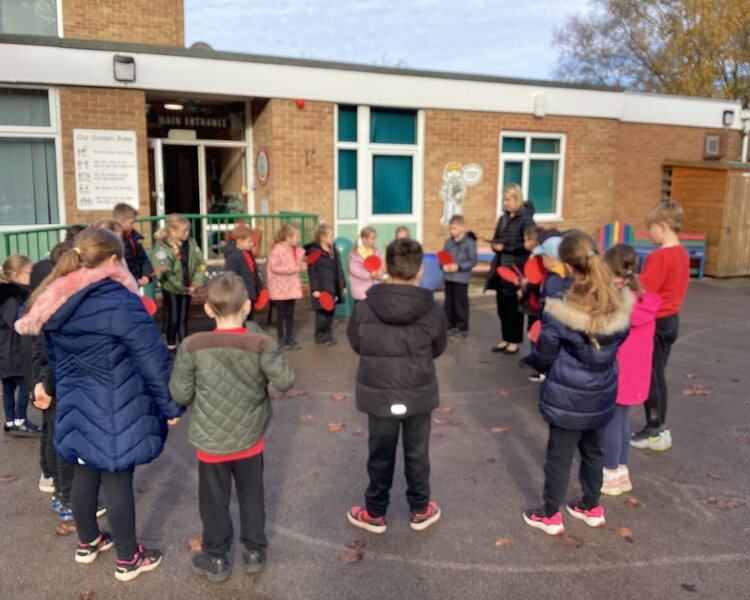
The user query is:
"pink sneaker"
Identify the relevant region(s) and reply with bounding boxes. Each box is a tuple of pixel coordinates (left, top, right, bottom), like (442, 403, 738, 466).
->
(410, 500, 441, 531)
(347, 505, 387, 534)
(566, 503, 606, 527)
(522, 509, 564, 535)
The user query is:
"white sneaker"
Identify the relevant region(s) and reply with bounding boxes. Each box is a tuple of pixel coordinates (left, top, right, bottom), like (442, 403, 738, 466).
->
(600, 468, 624, 496)
(39, 474, 54, 494)
(647, 429, 672, 452)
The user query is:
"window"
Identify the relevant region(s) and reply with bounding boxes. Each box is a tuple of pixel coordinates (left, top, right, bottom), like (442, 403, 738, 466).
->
(499, 132, 565, 220)
(337, 106, 357, 142)
(0, 87, 60, 226)
(370, 109, 417, 144)
(372, 155, 412, 214)
(0, 0, 58, 36)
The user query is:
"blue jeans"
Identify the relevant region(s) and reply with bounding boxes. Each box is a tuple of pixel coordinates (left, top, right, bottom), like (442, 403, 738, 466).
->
(2, 376, 28, 423)
(603, 405, 630, 469)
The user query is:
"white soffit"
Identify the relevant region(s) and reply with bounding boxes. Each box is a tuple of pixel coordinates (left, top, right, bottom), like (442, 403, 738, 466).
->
(0, 42, 742, 130)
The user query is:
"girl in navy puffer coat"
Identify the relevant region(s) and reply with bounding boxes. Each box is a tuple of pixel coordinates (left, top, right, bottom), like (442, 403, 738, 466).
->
(16, 228, 184, 582)
(522, 231, 632, 537)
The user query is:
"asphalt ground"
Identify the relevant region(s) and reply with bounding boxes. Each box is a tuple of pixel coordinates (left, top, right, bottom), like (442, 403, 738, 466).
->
(1, 277, 749, 600)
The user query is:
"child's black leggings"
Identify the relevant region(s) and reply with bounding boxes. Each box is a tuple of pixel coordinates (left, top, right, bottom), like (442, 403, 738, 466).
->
(162, 291, 190, 346)
(274, 300, 296, 344)
(644, 314, 679, 431)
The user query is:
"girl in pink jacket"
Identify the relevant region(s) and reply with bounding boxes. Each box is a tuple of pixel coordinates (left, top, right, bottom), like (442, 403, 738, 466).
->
(348, 227, 384, 302)
(602, 244, 662, 495)
(266, 224, 306, 349)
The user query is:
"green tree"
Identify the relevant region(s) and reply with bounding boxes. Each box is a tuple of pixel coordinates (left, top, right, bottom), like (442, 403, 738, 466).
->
(554, 0, 750, 106)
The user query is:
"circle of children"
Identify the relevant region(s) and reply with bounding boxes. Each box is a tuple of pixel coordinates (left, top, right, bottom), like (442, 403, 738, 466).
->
(1, 183, 688, 583)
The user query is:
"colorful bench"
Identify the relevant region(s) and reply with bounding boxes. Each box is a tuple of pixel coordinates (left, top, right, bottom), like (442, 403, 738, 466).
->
(632, 232, 707, 279)
(472, 246, 494, 275)
(596, 221, 634, 252)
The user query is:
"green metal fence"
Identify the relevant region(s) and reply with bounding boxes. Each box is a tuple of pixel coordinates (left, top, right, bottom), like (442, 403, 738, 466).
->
(1, 212, 318, 262)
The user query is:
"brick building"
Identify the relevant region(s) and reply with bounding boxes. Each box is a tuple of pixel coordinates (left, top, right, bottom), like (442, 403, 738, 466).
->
(0, 0, 746, 265)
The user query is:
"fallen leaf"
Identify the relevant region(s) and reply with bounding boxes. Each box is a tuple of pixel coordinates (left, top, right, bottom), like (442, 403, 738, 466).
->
(351, 427, 363, 436)
(300, 414, 313, 422)
(186, 536, 203, 553)
(328, 422, 345, 432)
(495, 537, 511, 548)
(55, 523, 77, 536)
(433, 418, 463, 426)
(490, 426, 509, 434)
(346, 539, 366, 550)
(613, 527, 634, 542)
(79, 591, 96, 600)
(625, 497, 643, 508)
(339, 541, 364, 563)
(431, 430, 444, 437)
(0, 472, 17, 484)
(735, 435, 750, 444)
(272, 390, 308, 400)
(330, 393, 346, 402)
(434, 406, 454, 414)
(705, 497, 745, 510)
(686, 373, 698, 380)
(681, 383, 711, 397)
(681, 584, 698, 593)
(706, 472, 727, 481)
(498, 389, 510, 398)
(730, 378, 740, 383)
(558, 534, 585, 547)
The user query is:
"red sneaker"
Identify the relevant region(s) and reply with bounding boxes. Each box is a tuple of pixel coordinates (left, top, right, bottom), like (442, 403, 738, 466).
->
(347, 505, 387, 534)
(566, 503, 606, 527)
(522, 509, 564, 535)
(410, 500, 441, 531)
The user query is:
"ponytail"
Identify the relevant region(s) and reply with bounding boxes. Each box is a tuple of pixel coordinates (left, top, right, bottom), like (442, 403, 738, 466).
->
(604, 243, 643, 300)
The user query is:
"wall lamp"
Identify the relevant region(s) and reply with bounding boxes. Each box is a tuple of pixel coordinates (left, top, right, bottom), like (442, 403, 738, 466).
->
(722, 110, 734, 127)
(113, 55, 136, 83)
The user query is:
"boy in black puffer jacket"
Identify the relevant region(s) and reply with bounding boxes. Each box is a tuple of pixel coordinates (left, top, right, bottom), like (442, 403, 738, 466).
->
(346, 238, 448, 534)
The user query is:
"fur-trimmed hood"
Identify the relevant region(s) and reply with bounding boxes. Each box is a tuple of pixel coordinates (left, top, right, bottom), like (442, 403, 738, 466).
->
(15, 266, 138, 336)
(543, 287, 634, 337)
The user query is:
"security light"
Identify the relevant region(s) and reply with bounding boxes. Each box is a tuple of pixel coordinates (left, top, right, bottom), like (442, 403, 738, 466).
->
(113, 55, 136, 82)
(722, 110, 734, 127)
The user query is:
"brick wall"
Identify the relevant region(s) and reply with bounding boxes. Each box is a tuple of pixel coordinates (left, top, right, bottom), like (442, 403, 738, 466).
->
(62, 0, 184, 46)
(59, 86, 149, 225)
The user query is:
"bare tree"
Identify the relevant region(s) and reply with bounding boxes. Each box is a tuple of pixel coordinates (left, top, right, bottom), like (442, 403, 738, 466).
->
(554, 0, 750, 106)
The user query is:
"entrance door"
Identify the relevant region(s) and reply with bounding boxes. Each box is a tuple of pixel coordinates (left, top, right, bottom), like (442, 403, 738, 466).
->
(163, 145, 200, 215)
(719, 173, 750, 276)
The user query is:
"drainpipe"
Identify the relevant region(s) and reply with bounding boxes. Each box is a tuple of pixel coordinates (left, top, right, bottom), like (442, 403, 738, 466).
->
(741, 109, 750, 163)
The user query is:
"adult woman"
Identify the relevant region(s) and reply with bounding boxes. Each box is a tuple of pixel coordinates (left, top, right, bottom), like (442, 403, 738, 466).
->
(485, 184, 536, 354)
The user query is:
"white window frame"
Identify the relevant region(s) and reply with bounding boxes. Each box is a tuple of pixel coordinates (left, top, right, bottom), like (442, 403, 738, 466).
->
(334, 105, 424, 241)
(0, 84, 65, 230)
(497, 131, 566, 223)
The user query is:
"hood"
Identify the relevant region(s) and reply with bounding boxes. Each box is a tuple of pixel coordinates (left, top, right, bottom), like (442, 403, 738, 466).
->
(0, 281, 27, 305)
(466, 231, 477, 241)
(15, 266, 138, 336)
(523, 201, 535, 218)
(544, 286, 634, 337)
(224, 240, 240, 257)
(365, 283, 435, 325)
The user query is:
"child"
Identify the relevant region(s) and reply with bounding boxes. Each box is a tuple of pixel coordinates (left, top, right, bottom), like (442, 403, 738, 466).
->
(306, 224, 346, 345)
(346, 238, 448, 533)
(442, 215, 477, 339)
(602, 244, 661, 495)
(169, 273, 295, 582)
(112, 204, 152, 287)
(224, 223, 265, 322)
(152, 214, 206, 351)
(630, 201, 690, 452)
(1, 254, 40, 437)
(16, 227, 183, 581)
(267, 224, 306, 350)
(394, 226, 410, 240)
(522, 232, 632, 536)
(348, 227, 384, 302)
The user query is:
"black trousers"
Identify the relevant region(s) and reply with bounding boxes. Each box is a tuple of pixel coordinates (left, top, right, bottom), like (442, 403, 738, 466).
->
(365, 413, 431, 517)
(644, 314, 679, 431)
(162, 291, 190, 346)
(199, 453, 267, 558)
(496, 288, 524, 344)
(40, 409, 52, 478)
(444, 281, 469, 332)
(274, 300, 296, 344)
(542, 424, 603, 517)
(43, 409, 74, 504)
(71, 464, 136, 561)
(314, 309, 334, 343)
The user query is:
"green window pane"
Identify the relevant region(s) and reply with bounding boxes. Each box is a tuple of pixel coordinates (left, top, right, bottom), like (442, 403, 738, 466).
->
(530, 138, 560, 154)
(370, 109, 416, 144)
(528, 160, 558, 214)
(501, 137, 525, 153)
(338, 150, 357, 189)
(373, 155, 412, 215)
(338, 105, 357, 142)
(503, 161, 523, 187)
(0, 89, 50, 126)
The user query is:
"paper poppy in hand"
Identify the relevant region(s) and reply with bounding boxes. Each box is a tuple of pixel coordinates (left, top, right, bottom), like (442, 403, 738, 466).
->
(524, 256, 546, 284)
(496, 266, 520, 285)
(141, 296, 157, 316)
(318, 291, 335, 311)
(528, 319, 542, 343)
(306, 249, 323, 265)
(255, 289, 269, 311)
(363, 255, 382, 273)
(437, 251, 453, 266)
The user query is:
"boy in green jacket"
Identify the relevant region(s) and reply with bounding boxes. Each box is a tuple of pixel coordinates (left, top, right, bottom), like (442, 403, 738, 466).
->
(169, 273, 295, 582)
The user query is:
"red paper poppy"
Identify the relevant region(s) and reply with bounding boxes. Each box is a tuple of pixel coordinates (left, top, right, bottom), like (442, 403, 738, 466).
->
(363, 255, 382, 273)
(529, 319, 542, 343)
(306, 249, 323, 265)
(437, 251, 453, 266)
(255, 289, 269, 310)
(141, 296, 157, 316)
(524, 256, 546, 284)
(318, 291, 335, 311)
(496, 266, 520, 285)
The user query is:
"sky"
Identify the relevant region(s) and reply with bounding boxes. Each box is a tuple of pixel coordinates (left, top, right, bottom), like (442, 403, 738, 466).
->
(184, 0, 592, 81)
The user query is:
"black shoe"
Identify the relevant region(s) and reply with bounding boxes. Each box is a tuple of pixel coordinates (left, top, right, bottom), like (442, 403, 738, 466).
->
(6, 421, 42, 438)
(528, 372, 546, 383)
(193, 552, 230, 583)
(287, 340, 302, 350)
(491, 342, 509, 353)
(242, 549, 266, 574)
(114, 545, 162, 582)
(322, 338, 337, 346)
(75, 532, 114, 564)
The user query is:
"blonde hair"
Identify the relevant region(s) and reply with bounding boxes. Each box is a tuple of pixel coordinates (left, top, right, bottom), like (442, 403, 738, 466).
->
(1, 255, 32, 284)
(112, 203, 138, 222)
(154, 214, 191, 256)
(559, 231, 622, 349)
(645, 200, 683, 233)
(275, 223, 299, 244)
(604, 244, 643, 300)
(394, 226, 410, 239)
(27, 228, 124, 312)
(206, 272, 248, 317)
(314, 223, 333, 245)
(95, 219, 123, 235)
(503, 183, 524, 212)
